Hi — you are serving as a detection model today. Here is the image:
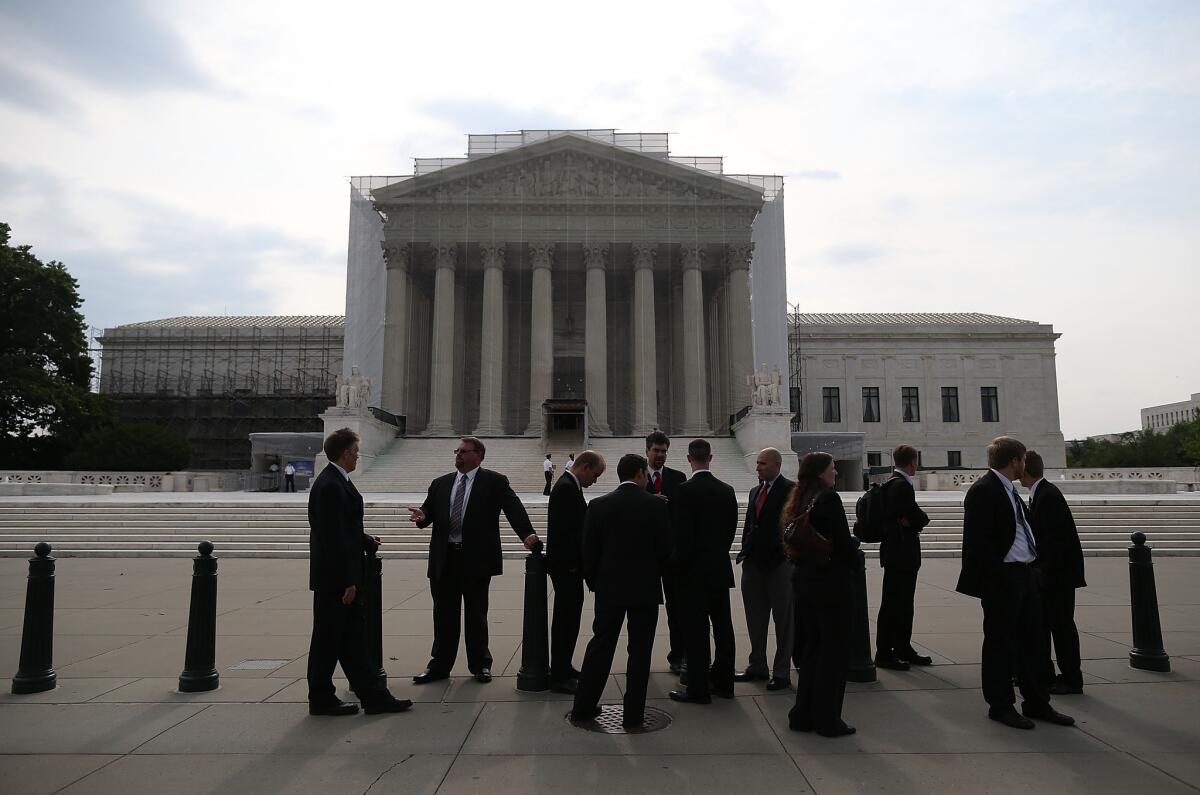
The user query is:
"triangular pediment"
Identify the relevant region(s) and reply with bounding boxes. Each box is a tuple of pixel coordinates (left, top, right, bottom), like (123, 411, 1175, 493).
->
(371, 133, 766, 206)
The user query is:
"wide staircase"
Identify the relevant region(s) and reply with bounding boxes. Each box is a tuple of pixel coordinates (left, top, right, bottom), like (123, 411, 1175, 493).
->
(2, 496, 1199, 558)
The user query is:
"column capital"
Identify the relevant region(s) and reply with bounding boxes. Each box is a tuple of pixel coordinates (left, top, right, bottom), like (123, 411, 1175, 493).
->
(479, 244, 506, 271)
(724, 242, 754, 272)
(382, 243, 411, 271)
(680, 245, 705, 271)
(631, 243, 657, 271)
(529, 242, 554, 271)
(431, 244, 457, 271)
(582, 243, 609, 271)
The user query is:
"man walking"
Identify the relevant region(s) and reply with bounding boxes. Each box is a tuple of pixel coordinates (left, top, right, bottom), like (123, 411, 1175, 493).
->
(409, 436, 539, 684)
(645, 431, 688, 673)
(735, 447, 795, 690)
(543, 454, 555, 496)
(307, 428, 411, 716)
(571, 454, 671, 728)
(1021, 449, 1086, 695)
(669, 439, 739, 704)
(875, 444, 931, 670)
(546, 451, 607, 693)
(957, 436, 1074, 730)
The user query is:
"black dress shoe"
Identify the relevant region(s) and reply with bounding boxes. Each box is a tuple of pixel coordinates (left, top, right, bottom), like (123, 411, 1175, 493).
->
(788, 720, 813, 733)
(622, 715, 645, 728)
(668, 661, 687, 675)
(817, 722, 856, 737)
(711, 687, 735, 699)
(874, 653, 910, 671)
(989, 706, 1035, 730)
(766, 677, 791, 691)
(474, 668, 493, 683)
(309, 700, 359, 716)
(363, 696, 413, 714)
(1022, 704, 1075, 726)
(412, 669, 449, 685)
(668, 689, 711, 704)
(1048, 679, 1083, 695)
(733, 670, 768, 683)
(549, 678, 579, 695)
(570, 705, 601, 721)
(898, 651, 933, 666)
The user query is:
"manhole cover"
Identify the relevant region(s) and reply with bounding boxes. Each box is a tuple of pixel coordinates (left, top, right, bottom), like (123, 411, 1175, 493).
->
(567, 705, 672, 734)
(230, 659, 289, 671)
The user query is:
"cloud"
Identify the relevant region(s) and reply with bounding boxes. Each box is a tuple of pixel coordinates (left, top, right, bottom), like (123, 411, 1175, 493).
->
(826, 244, 887, 265)
(0, 62, 75, 115)
(794, 169, 841, 180)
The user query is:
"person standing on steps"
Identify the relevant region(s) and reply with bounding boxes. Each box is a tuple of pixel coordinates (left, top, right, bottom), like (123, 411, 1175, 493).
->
(543, 453, 555, 496)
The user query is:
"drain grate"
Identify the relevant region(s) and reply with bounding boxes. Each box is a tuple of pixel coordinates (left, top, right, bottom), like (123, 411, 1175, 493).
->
(568, 705, 672, 734)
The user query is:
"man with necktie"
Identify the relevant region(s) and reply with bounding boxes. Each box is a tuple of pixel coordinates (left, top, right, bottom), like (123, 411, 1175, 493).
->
(957, 436, 1074, 730)
(645, 431, 688, 674)
(409, 436, 539, 684)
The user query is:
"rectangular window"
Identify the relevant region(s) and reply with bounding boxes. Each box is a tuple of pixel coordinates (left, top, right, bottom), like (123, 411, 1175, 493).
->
(948, 450, 962, 468)
(941, 387, 960, 422)
(862, 387, 880, 422)
(822, 387, 841, 423)
(902, 387, 920, 422)
(981, 386, 1000, 422)
(867, 451, 882, 468)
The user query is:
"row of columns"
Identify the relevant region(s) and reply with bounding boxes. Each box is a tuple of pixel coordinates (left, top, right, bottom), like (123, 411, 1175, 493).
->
(381, 242, 754, 437)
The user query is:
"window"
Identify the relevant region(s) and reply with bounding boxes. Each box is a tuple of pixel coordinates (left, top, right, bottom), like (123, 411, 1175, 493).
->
(941, 387, 960, 422)
(822, 387, 841, 423)
(902, 387, 920, 422)
(948, 450, 962, 468)
(981, 386, 1000, 422)
(867, 451, 882, 468)
(862, 387, 881, 422)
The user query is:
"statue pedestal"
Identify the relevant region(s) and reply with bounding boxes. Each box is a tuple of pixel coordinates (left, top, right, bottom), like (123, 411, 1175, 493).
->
(315, 408, 400, 478)
(731, 406, 798, 477)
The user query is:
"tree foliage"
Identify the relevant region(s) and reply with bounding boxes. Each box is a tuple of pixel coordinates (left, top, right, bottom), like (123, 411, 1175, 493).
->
(64, 422, 191, 472)
(1067, 419, 1200, 468)
(0, 222, 111, 467)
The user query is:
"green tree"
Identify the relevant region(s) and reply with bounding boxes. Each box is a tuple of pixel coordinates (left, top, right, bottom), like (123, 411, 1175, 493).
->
(1067, 418, 1200, 468)
(63, 422, 190, 471)
(0, 222, 110, 468)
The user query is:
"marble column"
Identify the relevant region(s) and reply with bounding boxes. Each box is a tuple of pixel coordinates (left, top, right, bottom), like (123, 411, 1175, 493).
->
(631, 243, 658, 434)
(474, 244, 506, 435)
(526, 243, 554, 436)
(679, 245, 710, 435)
(381, 243, 410, 415)
(583, 243, 612, 436)
(725, 243, 755, 412)
(425, 244, 457, 435)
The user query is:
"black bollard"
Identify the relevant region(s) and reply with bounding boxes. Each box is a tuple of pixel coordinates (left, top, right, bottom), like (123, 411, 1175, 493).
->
(846, 538, 877, 683)
(516, 541, 550, 692)
(1128, 532, 1171, 672)
(178, 541, 220, 692)
(12, 542, 57, 694)
(363, 549, 388, 689)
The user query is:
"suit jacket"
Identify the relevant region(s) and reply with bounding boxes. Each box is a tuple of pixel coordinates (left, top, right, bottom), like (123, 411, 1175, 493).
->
(308, 465, 373, 592)
(879, 473, 930, 571)
(583, 483, 672, 606)
(672, 471, 739, 590)
(956, 470, 1030, 598)
(646, 466, 687, 499)
(737, 475, 794, 568)
(1030, 480, 1086, 589)
(546, 471, 587, 573)
(417, 467, 534, 580)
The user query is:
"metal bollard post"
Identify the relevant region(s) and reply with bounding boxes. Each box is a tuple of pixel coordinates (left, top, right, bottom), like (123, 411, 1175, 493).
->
(516, 541, 550, 692)
(12, 543, 57, 694)
(1128, 532, 1171, 672)
(846, 538, 877, 683)
(178, 541, 220, 692)
(364, 549, 388, 689)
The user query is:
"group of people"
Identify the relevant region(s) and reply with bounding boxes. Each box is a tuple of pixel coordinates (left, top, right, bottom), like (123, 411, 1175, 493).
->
(305, 427, 1087, 738)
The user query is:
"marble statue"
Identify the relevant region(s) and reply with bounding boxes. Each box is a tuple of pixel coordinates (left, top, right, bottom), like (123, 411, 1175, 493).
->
(335, 365, 372, 410)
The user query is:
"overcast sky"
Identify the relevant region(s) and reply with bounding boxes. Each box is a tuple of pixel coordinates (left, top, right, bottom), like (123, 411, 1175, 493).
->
(1, 0, 1196, 439)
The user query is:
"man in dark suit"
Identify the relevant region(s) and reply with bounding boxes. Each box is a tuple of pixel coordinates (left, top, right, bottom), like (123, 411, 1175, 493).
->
(409, 436, 538, 684)
(734, 447, 795, 690)
(545, 450, 607, 693)
(645, 430, 688, 674)
(957, 436, 1074, 730)
(668, 439, 739, 704)
(571, 453, 672, 728)
(1020, 449, 1086, 695)
(307, 428, 411, 716)
(875, 444, 932, 670)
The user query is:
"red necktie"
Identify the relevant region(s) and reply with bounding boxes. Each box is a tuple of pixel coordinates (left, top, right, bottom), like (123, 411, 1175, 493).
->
(653, 471, 662, 494)
(754, 481, 769, 518)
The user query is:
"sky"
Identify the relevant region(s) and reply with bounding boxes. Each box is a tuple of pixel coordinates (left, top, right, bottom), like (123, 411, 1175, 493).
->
(1, 0, 1196, 439)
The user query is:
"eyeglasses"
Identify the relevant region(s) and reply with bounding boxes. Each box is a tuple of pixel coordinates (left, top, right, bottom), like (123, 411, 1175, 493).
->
(453, 448, 479, 456)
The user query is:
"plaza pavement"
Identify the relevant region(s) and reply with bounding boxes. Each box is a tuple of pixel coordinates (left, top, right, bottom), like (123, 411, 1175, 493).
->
(1, 555, 1198, 794)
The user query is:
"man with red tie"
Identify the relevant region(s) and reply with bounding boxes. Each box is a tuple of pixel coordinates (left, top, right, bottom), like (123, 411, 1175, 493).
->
(645, 431, 688, 674)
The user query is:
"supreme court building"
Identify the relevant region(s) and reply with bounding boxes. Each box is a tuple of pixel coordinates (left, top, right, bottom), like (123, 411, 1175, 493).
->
(344, 130, 789, 441)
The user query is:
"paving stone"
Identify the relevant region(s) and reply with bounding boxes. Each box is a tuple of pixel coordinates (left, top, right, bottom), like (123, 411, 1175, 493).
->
(0, 703, 207, 753)
(0, 755, 120, 795)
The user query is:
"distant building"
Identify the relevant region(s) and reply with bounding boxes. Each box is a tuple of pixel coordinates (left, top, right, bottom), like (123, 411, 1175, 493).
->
(788, 313, 1067, 469)
(97, 316, 343, 469)
(1142, 393, 1200, 432)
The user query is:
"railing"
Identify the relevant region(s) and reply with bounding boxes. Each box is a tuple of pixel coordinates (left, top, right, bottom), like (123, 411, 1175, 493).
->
(0, 471, 251, 492)
(729, 405, 752, 428)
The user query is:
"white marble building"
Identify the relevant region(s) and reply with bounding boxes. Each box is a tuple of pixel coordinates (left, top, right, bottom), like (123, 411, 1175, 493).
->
(789, 313, 1067, 468)
(1142, 393, 1200, 432)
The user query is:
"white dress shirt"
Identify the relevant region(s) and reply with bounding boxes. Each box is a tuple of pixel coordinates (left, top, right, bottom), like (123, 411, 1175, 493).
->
(894, 468, 914, 488)
(330, 462, 350, 481)
(991, 469, 1036, 563)
(544, 458, 553, 472)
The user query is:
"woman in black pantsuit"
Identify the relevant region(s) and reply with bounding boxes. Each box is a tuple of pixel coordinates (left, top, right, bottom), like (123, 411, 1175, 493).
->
(782, 452, 857, 738)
